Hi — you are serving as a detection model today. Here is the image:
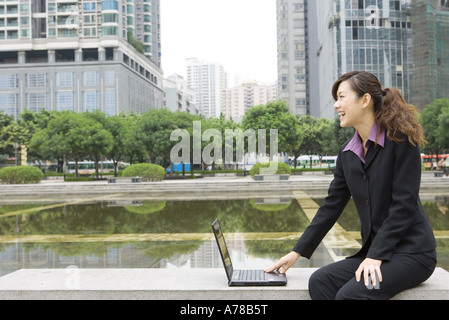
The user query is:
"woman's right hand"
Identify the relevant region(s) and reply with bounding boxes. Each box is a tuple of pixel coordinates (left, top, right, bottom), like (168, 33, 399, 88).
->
(264, 251, 300, 274)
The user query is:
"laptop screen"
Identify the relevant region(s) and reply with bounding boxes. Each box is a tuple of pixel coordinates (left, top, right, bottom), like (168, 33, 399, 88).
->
(212, 219, 233, 280)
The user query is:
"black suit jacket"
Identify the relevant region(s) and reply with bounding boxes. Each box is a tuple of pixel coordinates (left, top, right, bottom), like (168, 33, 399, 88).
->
(293, 137, 436, 261)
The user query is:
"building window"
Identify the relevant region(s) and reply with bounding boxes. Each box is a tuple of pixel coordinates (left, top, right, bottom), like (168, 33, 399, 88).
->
(26, 93, 49, 112)
(56, 72, 75, 87)
(83, 2, 97, 11)
(83, 71, 99, 86)
(104, 71, 115, 86)
(104, 89, 115, 116)
(102, 26, 118, 36)
(102, 1, 118, 11)
(0, 93, 18, 117)
(0, 74, 18, 88)
(26, 73, 48, 88)
(56, 92, 75, 111)
(83, 91, 100, 112)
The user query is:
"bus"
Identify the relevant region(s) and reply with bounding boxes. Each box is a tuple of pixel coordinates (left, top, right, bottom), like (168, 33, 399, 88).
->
(288, 155, 337, 169)
(421, 154, 449, 170)
(68, 161, 129, 174)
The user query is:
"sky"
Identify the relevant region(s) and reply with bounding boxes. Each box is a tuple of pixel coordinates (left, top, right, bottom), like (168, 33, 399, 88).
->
(160, 0, 277, 85)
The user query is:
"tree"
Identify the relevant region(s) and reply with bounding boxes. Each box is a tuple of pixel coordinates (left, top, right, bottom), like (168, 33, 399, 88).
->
(18, 109, 58, 167)
(81, 111, 115, 178)
(29, 112, 112, 177)
(0, 111, 31, 163)
(242, 100, 302, 160)
(123, 113, 147, 164)
(295, 115, 331, 168)
(104, 115, 129, 176)
(29, 111, 76, 173)
(80, 113, 114, 178)
(436, 100, 449, 153)
(203, 114, 240, 169)
(420, 99, 449, 157)
(323, 118, 355, 156)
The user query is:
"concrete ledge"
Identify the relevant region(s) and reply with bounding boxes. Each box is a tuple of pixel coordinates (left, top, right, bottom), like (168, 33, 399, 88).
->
(0, 268, 448, 300)
(254, 174, 290, 181)
(107, 177, 142, 183)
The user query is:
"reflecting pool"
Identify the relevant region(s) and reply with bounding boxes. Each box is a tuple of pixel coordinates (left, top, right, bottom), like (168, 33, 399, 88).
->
(0, 194, 448, 276)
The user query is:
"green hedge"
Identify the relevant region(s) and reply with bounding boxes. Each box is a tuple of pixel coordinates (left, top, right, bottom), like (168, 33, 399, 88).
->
(249, 162, 291, 178)
(122, 163, 165, 181)
(0, 166, 44, 184)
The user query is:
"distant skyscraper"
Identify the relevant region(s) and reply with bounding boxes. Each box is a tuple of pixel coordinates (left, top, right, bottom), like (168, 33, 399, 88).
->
(276, 0, 310, 116)
(0, 0, 163, 119)
(186, 58, 227, 118)
(223, 79, 277, 121)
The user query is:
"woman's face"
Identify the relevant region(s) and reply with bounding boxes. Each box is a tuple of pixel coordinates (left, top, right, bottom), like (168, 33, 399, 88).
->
(333, 80, 365, 128)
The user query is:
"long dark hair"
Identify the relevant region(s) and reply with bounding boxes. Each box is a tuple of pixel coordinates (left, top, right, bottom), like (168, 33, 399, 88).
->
(332, 71, 425, 147)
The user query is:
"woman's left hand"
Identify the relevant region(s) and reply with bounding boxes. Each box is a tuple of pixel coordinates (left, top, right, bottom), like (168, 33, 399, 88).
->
(355, 258, 383, 287)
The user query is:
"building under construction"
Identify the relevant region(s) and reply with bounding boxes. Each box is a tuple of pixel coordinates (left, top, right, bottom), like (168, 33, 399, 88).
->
(410, 0, 449, 109)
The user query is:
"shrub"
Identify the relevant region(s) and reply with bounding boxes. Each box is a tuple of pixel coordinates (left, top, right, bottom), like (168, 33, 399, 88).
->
(0, 166, 44, 184)
(122, 163, 165, 181)
(249, 162, 291, 178)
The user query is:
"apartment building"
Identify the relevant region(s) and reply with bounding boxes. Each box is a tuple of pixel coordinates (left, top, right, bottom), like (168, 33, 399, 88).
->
(186, 58, 227, 118)
(223, 79, 277, 121)
(0, 0, 163, 119)
(163, 73, 198, 115)
(276, 0, 309, 116)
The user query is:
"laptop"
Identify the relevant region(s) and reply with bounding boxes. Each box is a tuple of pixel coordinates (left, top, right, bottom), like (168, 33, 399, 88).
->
(211, 219, 287, 286)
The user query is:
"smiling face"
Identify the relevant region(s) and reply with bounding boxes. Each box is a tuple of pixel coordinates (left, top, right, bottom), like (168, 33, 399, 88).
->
(333, 80, 370, 129)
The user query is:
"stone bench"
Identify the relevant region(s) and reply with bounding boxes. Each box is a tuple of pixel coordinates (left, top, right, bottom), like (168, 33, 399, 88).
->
(0, 268, 448, 300)
(107, 177, 142, 183)
(254, 174, 290, 181)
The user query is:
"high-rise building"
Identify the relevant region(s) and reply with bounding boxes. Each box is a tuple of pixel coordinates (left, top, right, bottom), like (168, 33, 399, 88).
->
(0, 0, 163, 119)
(410, 0, 449, 109)
(223, 79, 277, 121)
(276, 0, 309, 116)
(186, 58, 227, 118)
(315, 0, 415, 119)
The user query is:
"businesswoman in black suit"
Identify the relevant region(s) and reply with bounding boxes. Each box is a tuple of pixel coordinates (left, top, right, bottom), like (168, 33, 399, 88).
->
(266, 71, 437, 300)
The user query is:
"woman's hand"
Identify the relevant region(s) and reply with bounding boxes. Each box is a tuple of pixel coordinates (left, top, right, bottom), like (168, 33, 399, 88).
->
(265, 251, 300, 274)
(355, 258, 383, 287)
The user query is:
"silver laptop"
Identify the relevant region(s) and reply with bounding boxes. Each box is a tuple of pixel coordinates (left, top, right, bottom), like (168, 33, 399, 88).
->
(211, 219, 287, 286)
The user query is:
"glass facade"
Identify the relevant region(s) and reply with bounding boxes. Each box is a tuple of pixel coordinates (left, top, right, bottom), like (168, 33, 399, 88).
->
(336, 0, 413, 101)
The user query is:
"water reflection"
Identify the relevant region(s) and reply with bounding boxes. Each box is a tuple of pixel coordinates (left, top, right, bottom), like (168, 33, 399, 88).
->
(0, 195, 448, 276)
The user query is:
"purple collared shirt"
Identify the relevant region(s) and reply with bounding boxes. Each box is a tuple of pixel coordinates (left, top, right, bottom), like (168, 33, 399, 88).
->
(343, 122, 386, 164)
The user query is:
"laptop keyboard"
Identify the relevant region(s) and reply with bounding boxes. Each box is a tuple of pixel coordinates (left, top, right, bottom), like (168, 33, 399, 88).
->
(236, 270, 266, 281)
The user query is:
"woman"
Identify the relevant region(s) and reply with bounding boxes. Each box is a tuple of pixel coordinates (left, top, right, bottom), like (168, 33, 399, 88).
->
(265, 71, 437, 300)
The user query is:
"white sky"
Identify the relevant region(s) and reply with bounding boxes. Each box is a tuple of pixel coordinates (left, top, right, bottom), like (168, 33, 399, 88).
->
(160, 0, 278, 85)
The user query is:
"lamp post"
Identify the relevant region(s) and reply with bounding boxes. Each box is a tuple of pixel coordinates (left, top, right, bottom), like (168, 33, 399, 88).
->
(13, 142, 18, 166)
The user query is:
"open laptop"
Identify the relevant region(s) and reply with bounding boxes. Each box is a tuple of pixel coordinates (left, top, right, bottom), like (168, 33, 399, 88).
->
(211, 219, 287, 286)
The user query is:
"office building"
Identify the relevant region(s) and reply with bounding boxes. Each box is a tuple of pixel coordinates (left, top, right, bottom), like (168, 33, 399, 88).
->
(0, 0, 163, 120)
(314, 0, 415, 119)
(186, 58, 227, 118)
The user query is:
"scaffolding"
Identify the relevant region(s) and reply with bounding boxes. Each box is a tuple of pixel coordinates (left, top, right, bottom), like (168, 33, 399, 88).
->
(410, 0, 449, 109)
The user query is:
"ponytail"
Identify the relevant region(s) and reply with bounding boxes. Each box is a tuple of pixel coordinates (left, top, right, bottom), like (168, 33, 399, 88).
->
(376, 87, 426, 148)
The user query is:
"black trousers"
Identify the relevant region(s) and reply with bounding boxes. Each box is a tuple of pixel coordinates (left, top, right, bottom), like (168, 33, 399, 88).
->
(308, 251, 437, 300)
